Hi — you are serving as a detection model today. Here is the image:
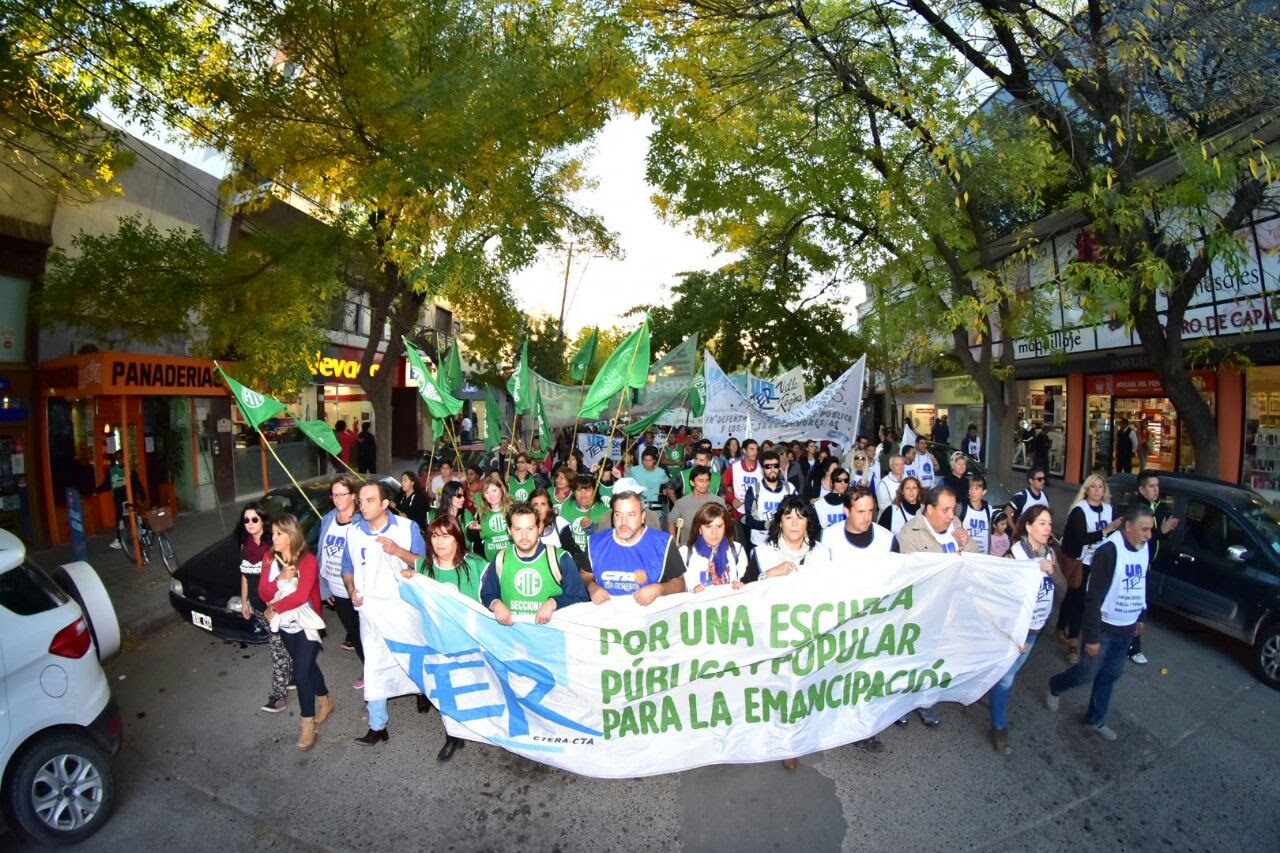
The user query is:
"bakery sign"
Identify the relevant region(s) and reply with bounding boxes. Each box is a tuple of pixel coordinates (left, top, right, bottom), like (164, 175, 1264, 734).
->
(39, 353, 229, 397)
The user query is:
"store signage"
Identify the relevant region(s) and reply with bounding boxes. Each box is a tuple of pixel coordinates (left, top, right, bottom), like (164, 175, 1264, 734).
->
(1087, 371, 1216, 397)
(312, 355, 380, 381)
(39, 354, 229, 397)
(111, 361, 218, 390)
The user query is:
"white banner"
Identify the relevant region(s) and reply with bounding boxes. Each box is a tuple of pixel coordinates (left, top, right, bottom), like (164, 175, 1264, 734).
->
(576, 433, 626, 468)
(772, 366, 807, 414)
(701, 353, 865, 448)
(361, 552, 1039, 778)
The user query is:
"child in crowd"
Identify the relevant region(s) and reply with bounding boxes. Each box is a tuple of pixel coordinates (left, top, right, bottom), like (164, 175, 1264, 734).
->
(988, 514, 1012, 558)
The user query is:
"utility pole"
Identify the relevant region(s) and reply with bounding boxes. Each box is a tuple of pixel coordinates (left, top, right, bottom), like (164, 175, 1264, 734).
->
(557, 242, 574, 344)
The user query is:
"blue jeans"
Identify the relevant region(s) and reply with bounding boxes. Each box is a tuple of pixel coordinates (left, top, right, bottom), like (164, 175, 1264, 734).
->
(989, 633, 1038, 730)
(1049, 627, 1134, 726)
(368, 698, 388, 731)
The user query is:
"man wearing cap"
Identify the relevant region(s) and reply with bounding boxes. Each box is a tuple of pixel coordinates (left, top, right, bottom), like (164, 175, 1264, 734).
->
(583, 486, 686, 606)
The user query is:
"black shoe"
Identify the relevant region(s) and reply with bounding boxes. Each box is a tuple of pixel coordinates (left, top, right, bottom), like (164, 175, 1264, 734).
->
(858, 736, 885, 753)
(437, 735, 463, 762)
(416, 695, 434, 715)
(354, 728, 389, 745)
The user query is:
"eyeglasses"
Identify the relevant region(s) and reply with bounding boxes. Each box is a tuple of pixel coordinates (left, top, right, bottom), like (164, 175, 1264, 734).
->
(1031, 477, 1046, 482)
(243, 516, 261, 524)
(331, 491, 352, 499)
(763, 463, 780, 470)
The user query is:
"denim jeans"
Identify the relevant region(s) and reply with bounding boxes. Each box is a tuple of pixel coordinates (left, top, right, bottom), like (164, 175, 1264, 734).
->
(279, 629, 328, 717)
(368, 698, 389, 731)
(989, 633, 1039, 730)
(1049, 626, 1134, 726)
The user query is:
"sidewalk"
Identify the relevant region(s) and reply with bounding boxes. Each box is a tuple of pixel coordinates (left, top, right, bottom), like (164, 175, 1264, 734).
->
(29, 500, 246, 644)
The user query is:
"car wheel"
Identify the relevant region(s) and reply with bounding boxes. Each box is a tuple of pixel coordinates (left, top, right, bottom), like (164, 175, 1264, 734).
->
(4, 732, 116, 846)
(1254, 622, 1280, 691)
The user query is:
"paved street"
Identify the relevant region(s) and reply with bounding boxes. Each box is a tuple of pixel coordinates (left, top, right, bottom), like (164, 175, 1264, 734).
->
(9, 599, 1279, 852)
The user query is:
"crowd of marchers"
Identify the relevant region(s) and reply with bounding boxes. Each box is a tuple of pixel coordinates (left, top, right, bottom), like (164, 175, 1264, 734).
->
(231, 422, 1174, 764)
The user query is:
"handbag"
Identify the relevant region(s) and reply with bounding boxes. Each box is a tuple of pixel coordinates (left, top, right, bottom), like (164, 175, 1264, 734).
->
(1059, 553, 1084, 589)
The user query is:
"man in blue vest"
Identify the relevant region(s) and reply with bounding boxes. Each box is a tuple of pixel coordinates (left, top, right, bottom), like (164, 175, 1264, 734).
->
(582, 489, 686, 605)
(1046, 503, 1154, 741)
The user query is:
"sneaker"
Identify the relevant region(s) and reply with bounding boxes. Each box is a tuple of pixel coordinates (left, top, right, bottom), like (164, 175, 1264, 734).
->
(287, 680, 297, 691)
(1066, 650, 1079, 665)
(108, 540, 123, 550)
(857, 736, 885, 753)
(894, 716, 910, 727)
(918, 707, 940, 727)
(341, 641, 356, 652)
(1054, 628, 1069, 646)
(260, 697, 287, 713)
(1129, 652, 1149, 665)
(1089, 723, 1118, 741)
(353, 677, 364, 690)
(1045, 690, 1060, 712)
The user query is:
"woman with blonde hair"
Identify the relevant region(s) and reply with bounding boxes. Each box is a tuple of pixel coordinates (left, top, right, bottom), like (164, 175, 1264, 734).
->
(1056, 473, 1123, 663)
(259, 514, 332, 750)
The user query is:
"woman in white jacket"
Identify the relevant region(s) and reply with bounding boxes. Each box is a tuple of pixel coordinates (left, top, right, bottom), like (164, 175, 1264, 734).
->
(680, 502, 749, 590)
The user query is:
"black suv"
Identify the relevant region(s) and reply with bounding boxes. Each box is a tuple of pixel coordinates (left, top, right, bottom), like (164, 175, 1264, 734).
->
(1109, 472, 1280, 690)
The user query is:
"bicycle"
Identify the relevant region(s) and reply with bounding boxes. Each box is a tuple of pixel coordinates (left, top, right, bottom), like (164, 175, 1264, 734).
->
(122, 501, 179, 575)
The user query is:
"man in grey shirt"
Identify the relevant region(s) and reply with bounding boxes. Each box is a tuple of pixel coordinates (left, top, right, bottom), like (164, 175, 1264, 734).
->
(668, 465, 726, 540)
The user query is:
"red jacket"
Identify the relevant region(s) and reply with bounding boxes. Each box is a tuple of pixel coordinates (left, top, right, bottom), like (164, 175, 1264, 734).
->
(258, 551, 322, 615)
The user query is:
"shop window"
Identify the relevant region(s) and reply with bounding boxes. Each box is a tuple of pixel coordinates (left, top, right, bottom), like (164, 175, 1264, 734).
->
(1244, 365, 1280, 496)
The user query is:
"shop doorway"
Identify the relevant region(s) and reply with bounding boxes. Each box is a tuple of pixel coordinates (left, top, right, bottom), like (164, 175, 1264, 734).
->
(1085, 395, 1209, 474)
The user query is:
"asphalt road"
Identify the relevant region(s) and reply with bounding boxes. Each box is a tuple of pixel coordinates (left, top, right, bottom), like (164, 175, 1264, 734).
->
(8, 602, 1278, 853)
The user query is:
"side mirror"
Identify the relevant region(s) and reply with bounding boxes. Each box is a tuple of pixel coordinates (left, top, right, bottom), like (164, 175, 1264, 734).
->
(1227, 545, 1252, 564)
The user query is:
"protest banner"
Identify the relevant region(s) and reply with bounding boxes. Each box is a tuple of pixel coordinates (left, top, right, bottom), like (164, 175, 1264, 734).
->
(360, 552, 1040, 778)
(702, 352, 866, 448)
(576, 433, 626, 468)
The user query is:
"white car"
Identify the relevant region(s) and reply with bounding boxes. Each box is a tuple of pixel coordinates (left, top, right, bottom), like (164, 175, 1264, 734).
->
(0, 529, 122, 845)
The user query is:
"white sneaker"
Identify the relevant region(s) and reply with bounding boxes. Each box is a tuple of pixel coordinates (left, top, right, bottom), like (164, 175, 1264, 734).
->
(1045, 690, 1060, 712)
(1089, 723, 1118, 741)
(108, 540, 123, 550)
(1130, 652, 1149, 665)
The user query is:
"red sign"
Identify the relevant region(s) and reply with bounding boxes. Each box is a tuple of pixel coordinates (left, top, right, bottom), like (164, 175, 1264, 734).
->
(1086, 370, 1216, 397)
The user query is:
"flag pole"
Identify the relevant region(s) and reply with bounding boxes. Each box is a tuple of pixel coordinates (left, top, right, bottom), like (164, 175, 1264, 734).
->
(595, 340, 645, 495)
(261, 438, 323, 519)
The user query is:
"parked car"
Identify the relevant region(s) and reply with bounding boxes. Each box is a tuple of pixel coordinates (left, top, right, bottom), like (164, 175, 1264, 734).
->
(925, 442, 1013, 509)
(168, 475, 403, 643)
(1109, 472, 1280, 690)
(0, 530, 122, 845)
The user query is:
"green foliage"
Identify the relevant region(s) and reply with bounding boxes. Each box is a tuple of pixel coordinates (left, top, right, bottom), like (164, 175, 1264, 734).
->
(41, 216, 342, 393)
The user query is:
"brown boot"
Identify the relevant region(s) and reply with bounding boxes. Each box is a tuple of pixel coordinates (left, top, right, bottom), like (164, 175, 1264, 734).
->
(781, 758, 799, 770)
(991, 728, 1011, 755)
(297, 717, 317, 751)
(314, 694, 335, 725)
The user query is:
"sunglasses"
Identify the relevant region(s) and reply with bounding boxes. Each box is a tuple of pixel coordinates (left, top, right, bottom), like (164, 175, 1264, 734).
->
(1032, 476, 1046, 482)
(243, 516, 261, 524)
(763, 463, 781, 470)
(834, 477, 850, 483)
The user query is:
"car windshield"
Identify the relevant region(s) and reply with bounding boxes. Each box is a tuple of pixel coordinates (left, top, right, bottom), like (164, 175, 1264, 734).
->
(263, 491, 329, 548)
(1241, 499, 1280, 556)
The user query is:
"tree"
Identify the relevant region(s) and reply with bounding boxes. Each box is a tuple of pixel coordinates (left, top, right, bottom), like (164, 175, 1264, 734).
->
(174, 0, 636, 470)
(40, 215, 343, 393)
(1, 0, 209, 197)
(869, 0, 1280, 474)
(640, 0, 1069, 486)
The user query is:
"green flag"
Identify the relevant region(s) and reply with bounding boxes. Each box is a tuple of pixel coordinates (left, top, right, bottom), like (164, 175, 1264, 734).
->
(622, 388, 685, 436)
(569, 327, 599, 382)
(431, 416, 445, 443)
(533, 387, 553, 450)
(506, 339, 532, 415)
(689, 368, 707, 418)
(484, 391, 504, 452)
(297, 419, 342, 457)
(440, 342, 463, 394)
(404, 338, 463, 419)
(578, 319, 650, 419)
(214, 363, 286, 431)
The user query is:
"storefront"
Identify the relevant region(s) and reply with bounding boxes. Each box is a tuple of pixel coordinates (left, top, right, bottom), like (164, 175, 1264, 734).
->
(1013, 378, 1067, 478)
(38, 352, 234, 545)
(1243, 365, 1280, 499)
(1082, 370, 1216, 476)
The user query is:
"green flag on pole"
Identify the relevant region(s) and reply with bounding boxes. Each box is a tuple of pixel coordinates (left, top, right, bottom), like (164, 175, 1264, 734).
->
(484, 391, 503, 451)
(689, 368, 707, 418)
(622, 388, 686, 436)
(533, 387, 553, 450)
(440, 342, 463, 394)
(569, 327, 599, 382)
(296, 419, 342, 456)
(578, 318, 650, 419)
(404, 338, 463, 419)
(506, 339, 532, 415)
(431, 416, 446, 443)
(214, 363, 286, 431)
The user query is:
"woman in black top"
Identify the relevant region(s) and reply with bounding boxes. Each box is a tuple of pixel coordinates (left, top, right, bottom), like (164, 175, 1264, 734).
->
(1056, 474, 1122, 660)
(397, 470, 430, 532)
